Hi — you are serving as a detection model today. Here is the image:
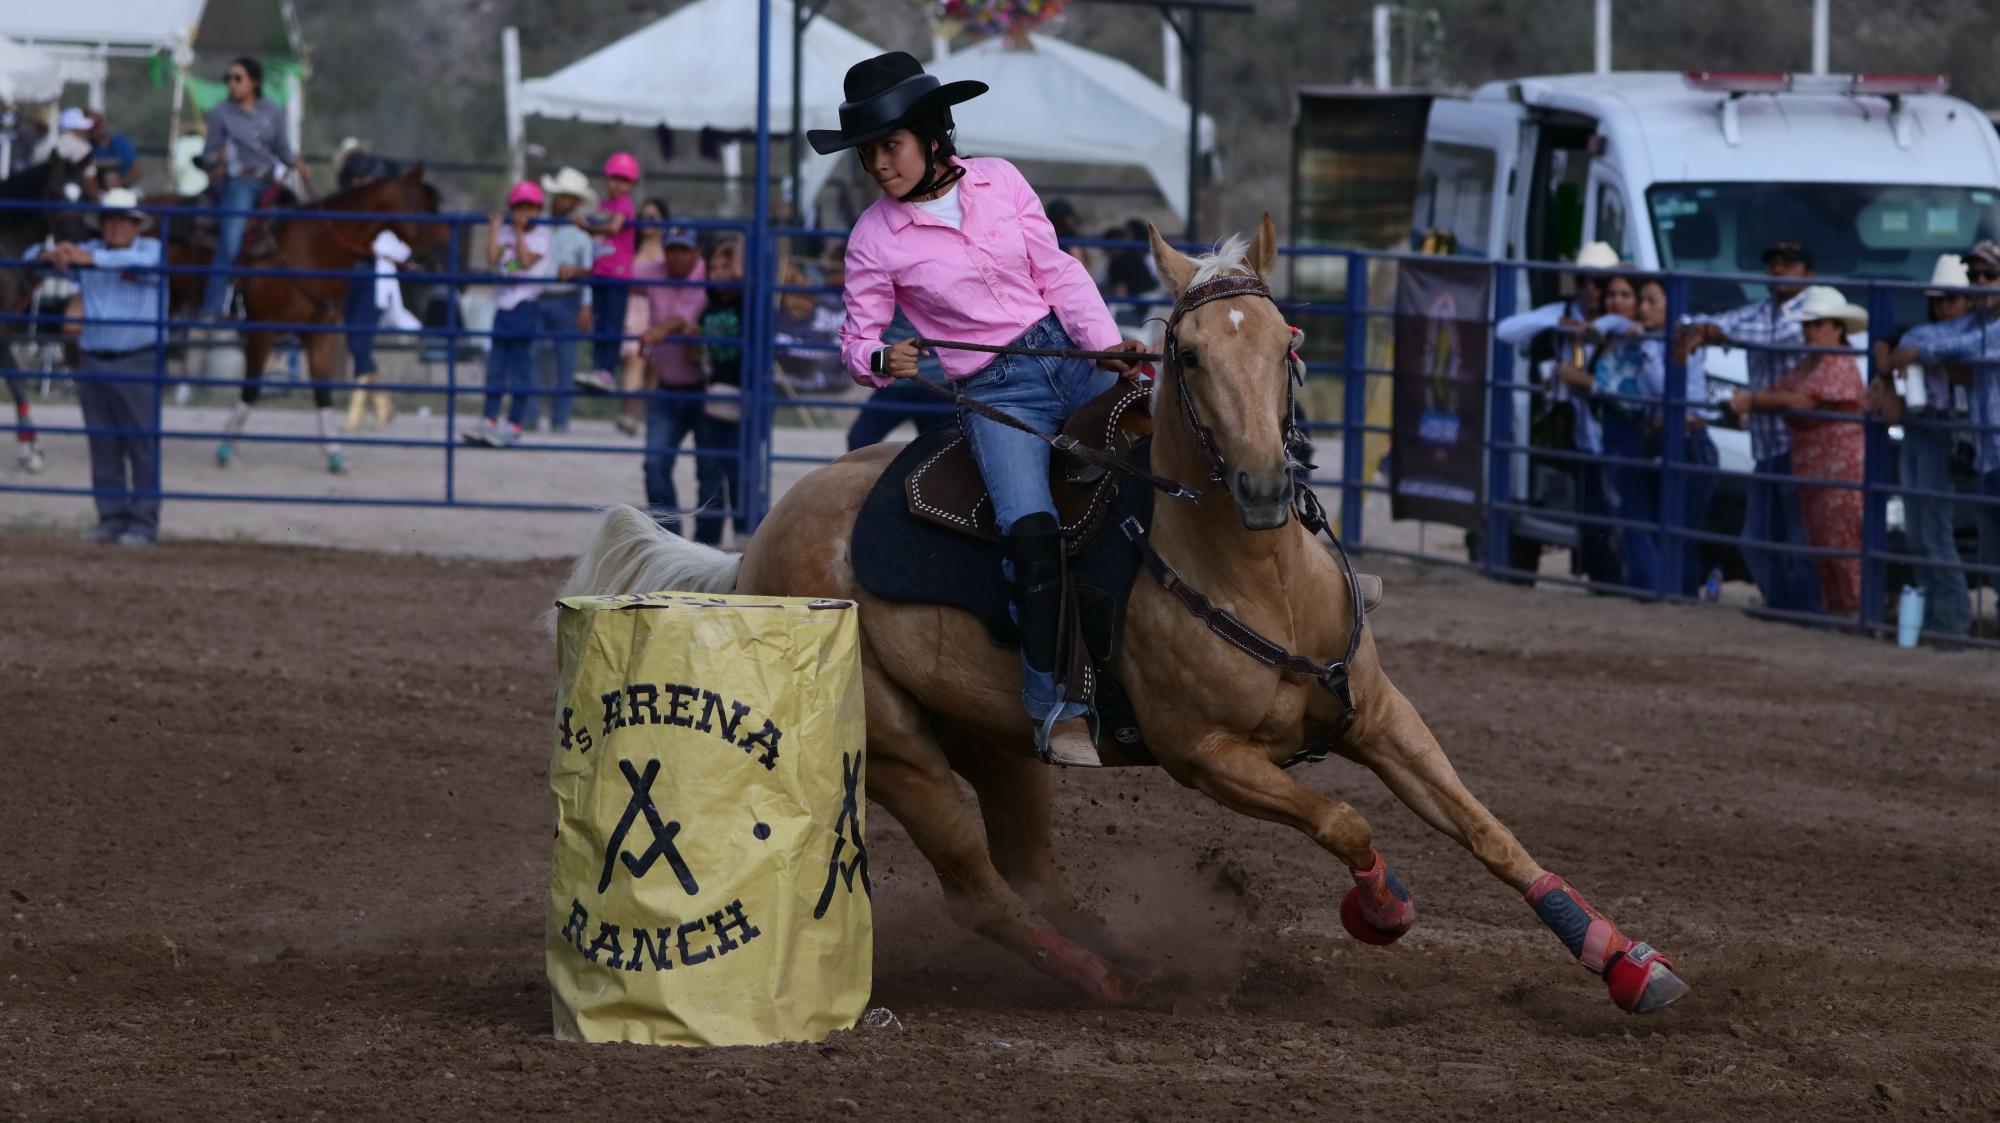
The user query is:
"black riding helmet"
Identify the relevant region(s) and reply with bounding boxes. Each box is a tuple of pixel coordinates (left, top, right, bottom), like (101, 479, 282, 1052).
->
(807, 52, 986, 201)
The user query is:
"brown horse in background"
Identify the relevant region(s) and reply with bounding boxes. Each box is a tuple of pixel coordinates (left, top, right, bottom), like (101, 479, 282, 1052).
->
(149, 166, 442, 473)
(558, 216, 1689, 1017)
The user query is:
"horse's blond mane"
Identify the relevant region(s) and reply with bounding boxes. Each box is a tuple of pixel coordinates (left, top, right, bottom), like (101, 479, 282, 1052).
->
(1185, 233, 1255, 287)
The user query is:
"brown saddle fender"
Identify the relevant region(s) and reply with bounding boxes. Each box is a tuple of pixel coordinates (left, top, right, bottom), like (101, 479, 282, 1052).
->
(904, 380, 1153, 553)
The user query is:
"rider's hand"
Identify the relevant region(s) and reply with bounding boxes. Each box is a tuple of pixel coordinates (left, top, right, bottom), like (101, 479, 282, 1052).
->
(884, 338, 925, 379)
(1095, 338, 1146, 374)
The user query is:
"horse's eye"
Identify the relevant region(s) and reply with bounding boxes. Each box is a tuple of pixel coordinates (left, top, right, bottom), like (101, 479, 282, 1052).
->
(1180, 349, 1199, 369)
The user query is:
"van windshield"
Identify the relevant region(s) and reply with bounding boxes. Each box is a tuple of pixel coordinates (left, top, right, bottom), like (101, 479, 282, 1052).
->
(1647, 182, 2000, 313)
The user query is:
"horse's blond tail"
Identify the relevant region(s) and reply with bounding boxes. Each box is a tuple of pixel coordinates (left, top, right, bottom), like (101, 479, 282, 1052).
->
(556, 504, 742, 608)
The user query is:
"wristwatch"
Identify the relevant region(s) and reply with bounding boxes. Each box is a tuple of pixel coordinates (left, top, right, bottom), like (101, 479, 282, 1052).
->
(869, 346, 888, 376)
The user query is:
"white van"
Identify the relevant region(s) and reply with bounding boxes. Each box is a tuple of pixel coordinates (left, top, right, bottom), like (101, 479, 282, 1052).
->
(1413, 71, 2000, 570)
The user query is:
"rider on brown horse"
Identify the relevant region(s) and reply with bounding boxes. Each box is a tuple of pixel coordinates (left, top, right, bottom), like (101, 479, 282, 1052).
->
(813, 52, 1147, 767)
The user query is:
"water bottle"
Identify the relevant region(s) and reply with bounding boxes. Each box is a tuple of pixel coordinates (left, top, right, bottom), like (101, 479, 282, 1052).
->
(1897, 586, 1926, 648)
(1703, 567, 1722, 602)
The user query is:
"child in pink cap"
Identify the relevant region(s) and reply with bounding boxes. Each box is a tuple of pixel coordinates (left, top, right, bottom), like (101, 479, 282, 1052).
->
(573, 152, 642, 392)
(465, 181, 551, 447)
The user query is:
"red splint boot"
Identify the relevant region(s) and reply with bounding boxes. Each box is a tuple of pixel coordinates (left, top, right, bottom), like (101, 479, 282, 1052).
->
(1340, 851, 1416, 945)
(1526, 872, 1689, 1014)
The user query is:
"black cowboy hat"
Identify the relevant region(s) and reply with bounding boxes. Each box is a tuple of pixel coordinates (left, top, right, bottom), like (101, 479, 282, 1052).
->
(806, 52, 987, 156)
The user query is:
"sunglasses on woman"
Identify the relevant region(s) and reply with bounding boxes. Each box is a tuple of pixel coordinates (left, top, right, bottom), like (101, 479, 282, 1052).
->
(226, 73, 248, 84)
(1969, 267, 2000, 282)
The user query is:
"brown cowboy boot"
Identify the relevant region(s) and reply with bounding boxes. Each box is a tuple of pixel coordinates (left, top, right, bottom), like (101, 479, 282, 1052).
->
(1009, 513, 1101, 768)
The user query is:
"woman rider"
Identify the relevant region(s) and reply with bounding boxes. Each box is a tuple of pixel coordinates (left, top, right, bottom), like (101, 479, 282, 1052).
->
(814, 53, 1144, 767)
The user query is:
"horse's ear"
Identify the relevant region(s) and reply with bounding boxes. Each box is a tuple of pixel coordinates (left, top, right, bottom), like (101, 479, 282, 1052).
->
(1249, 212, 1278, 279)
(404, 162, 426, 182)
(1147, 223, 1196, 298)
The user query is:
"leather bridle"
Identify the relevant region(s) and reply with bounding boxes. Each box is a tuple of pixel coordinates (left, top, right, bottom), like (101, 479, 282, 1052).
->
(1127, 269, 1369, 766)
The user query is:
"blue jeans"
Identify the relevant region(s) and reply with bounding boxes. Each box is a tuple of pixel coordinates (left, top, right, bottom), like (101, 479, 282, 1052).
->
(1743, 451, 1825, 615)
(344, 266, 379, 377)
(694, 413, 745, 546)
(645, 392, 707, 533)
(1600, 414, 1720, 597)
(535, 290, 583, 430)
(1901, 423, 1971, 636)
(590, 279, 628, 374)
(958, 314, 1119, 722)
(1978, 469, 2000, 578)
(482, 302, 539, 426)
(203, 176, 264, 317)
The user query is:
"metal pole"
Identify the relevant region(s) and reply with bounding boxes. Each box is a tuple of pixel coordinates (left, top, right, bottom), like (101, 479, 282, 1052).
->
(444, 221, 461, 503)
(1858, 282, 1894, 631)
(790, 1, 804, 221)
(751, 0, 776, 527)
(1659, 275, 1691, 598)
(1486, 263, 1517, 577)
(1594, 0, 1612, 74)
(502, 27, 524, 182)
(1340, 253, 1369, 545)
(1810, 0, 1830, 75)
(1372, 5, 1392, 90)
(1185, 9, 1203, 242)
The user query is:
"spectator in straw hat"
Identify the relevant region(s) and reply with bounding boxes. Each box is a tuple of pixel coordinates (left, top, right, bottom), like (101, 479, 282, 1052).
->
(1734, 285, 1869, 616)
(534, 166, 597, 433)
(1870, 253, 1974, 639)
(1883, 239, 2000, 621)
(41, 189, 165, 545)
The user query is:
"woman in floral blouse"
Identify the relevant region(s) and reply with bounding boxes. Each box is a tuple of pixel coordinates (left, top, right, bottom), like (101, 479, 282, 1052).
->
(1732, 286, 1869, 616)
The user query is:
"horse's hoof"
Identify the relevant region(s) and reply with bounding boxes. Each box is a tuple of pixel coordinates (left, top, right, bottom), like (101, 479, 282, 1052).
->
(328, 450, 349, 474)
(1340, 885, 1413, 945)
(1605, 943, 1688, 1014)
(18, 446, 45, 474)
(1028, 926, 1142, 1004)
(215, 441, 234, 467)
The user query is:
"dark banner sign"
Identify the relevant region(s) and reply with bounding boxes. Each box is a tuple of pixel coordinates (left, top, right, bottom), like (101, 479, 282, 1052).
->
(1389, 259, 1490, 528)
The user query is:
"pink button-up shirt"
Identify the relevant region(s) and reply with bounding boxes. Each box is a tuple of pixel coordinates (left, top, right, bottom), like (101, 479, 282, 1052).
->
(838, 157, 1122, 388)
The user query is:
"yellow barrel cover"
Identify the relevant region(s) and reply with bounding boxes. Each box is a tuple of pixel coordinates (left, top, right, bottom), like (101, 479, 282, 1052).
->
(548, 591, 870, 1046)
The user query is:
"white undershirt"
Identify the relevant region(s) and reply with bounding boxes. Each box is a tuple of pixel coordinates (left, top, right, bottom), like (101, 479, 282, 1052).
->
(912, 184, 962, 229)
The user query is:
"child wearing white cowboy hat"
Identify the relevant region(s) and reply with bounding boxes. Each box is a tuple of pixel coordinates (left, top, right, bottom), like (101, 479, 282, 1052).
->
(816, 51, 1146, 766)
(1731, 284, 1869, 615)
(40, 188, 166, 544)
(533, 168, 597, 433)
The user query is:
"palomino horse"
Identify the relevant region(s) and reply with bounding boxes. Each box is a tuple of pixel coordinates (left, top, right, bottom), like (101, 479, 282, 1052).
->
(559, 217, 1689, 1015)
(192, 166, 442, 473)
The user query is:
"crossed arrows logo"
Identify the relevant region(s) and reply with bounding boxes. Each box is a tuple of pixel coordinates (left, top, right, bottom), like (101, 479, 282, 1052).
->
(598, 758, 701, 896)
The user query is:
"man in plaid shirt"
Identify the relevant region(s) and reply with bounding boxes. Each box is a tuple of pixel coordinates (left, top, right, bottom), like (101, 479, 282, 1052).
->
(1676, 241, 1823, 614)
(1883, 239, 2000, 594)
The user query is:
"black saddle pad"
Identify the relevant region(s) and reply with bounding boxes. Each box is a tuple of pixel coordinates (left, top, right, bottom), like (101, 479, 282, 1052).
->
(852, 427, 1158, 661)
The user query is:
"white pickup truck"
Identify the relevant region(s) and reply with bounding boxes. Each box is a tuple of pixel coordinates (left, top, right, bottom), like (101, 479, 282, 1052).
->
(1413, 70, 2000, 574)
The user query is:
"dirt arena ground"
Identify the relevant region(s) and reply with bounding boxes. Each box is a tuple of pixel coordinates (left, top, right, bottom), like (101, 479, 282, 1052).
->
(3, 532, 1997, 1121)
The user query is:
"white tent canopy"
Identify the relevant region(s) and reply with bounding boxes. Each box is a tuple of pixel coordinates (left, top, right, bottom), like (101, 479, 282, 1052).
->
(0, 1, 300, 58)
(517, 0, 882, 131)
(0, 35, 64, 103)
(930, 33, 1216, 221)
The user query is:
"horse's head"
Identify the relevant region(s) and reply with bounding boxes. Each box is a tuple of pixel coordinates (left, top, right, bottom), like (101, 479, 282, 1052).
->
(380, 164, 448, 252)
(1148, 214, 1297, 531)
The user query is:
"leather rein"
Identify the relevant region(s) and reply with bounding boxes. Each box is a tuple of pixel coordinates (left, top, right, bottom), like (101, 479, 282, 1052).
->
(915, 272, 1369, 767)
